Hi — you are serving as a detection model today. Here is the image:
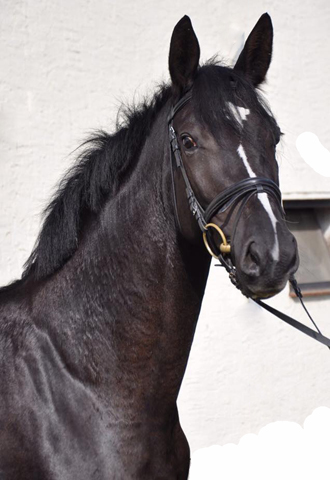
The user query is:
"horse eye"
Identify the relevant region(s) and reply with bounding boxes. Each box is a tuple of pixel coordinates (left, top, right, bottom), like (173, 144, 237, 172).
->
(181, 135, 197, 150)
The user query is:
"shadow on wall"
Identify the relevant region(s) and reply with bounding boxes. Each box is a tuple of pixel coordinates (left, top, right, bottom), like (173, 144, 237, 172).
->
(189, 407, 330, 480)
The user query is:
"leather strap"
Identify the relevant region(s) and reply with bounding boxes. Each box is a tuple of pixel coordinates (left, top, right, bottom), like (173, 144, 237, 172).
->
(204, 177, 283, 223)
(255, 297, 330, 348)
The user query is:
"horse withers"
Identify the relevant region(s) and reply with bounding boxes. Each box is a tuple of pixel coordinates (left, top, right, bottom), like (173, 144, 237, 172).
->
(0, 14, 297, 480)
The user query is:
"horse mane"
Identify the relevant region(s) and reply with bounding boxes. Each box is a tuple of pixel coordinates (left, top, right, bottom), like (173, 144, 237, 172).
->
(22, 84, 172, 281)
(1, 61, 279, 288)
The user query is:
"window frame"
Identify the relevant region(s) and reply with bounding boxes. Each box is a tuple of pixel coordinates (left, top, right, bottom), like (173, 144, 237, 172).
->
(283, 199, 330, 298)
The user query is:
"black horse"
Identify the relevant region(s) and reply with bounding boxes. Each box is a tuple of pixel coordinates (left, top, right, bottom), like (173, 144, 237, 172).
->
(0, 14, 298, 479)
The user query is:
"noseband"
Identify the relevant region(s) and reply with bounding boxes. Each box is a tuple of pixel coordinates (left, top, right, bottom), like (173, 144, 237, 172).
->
(168, 90, 330, 350)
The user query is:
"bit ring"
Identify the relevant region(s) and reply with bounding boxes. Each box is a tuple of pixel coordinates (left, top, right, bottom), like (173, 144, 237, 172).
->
(203, 223, 231, 259)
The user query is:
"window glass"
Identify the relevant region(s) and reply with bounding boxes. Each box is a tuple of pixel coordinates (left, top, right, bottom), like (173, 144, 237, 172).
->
(284, 202, 330, 296)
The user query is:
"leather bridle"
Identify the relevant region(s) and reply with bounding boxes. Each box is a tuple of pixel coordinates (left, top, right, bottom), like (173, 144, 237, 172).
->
(168, 91, 284, 283)
(168, 90, 330, 349)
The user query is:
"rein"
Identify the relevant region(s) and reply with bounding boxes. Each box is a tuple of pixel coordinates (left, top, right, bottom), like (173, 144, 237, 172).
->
(168, 91, 330, 350)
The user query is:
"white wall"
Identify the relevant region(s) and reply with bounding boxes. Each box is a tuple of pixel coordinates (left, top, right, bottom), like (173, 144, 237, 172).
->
(189, 407, 330, 480)
(1, 0, 330, 453)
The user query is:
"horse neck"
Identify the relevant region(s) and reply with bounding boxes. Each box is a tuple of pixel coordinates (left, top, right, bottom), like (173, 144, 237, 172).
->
(32, 105, 211, 414)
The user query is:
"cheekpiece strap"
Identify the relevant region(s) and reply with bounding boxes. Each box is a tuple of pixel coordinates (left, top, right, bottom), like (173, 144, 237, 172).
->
(167, 91, 193, 124)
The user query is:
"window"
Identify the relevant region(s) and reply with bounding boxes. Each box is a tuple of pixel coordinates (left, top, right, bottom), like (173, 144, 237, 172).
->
(284, 200, 330, 297)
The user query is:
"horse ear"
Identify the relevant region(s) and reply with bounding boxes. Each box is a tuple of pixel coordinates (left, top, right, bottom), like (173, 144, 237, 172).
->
(169, 16, 200, 97)
(234, 13, 273, 87)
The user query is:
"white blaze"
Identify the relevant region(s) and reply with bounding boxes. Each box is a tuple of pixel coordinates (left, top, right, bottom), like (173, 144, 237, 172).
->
(237, 144, 280, 261)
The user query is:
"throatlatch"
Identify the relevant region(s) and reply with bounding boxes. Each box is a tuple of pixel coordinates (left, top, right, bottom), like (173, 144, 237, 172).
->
(168, 91, 330, 350)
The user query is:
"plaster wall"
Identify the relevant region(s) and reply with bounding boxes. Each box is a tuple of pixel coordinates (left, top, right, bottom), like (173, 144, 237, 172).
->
(1, 0, 330, 452)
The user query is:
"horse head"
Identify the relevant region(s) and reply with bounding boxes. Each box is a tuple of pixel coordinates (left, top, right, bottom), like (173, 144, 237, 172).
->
(168, 14, 299, 299)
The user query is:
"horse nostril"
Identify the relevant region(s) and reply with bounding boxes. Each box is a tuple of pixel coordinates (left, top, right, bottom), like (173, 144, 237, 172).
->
(282, 233, 299, 275)
(289, 246, 299, 275)
(248, 243, 260, 265)
(241, 242, 261, 277)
